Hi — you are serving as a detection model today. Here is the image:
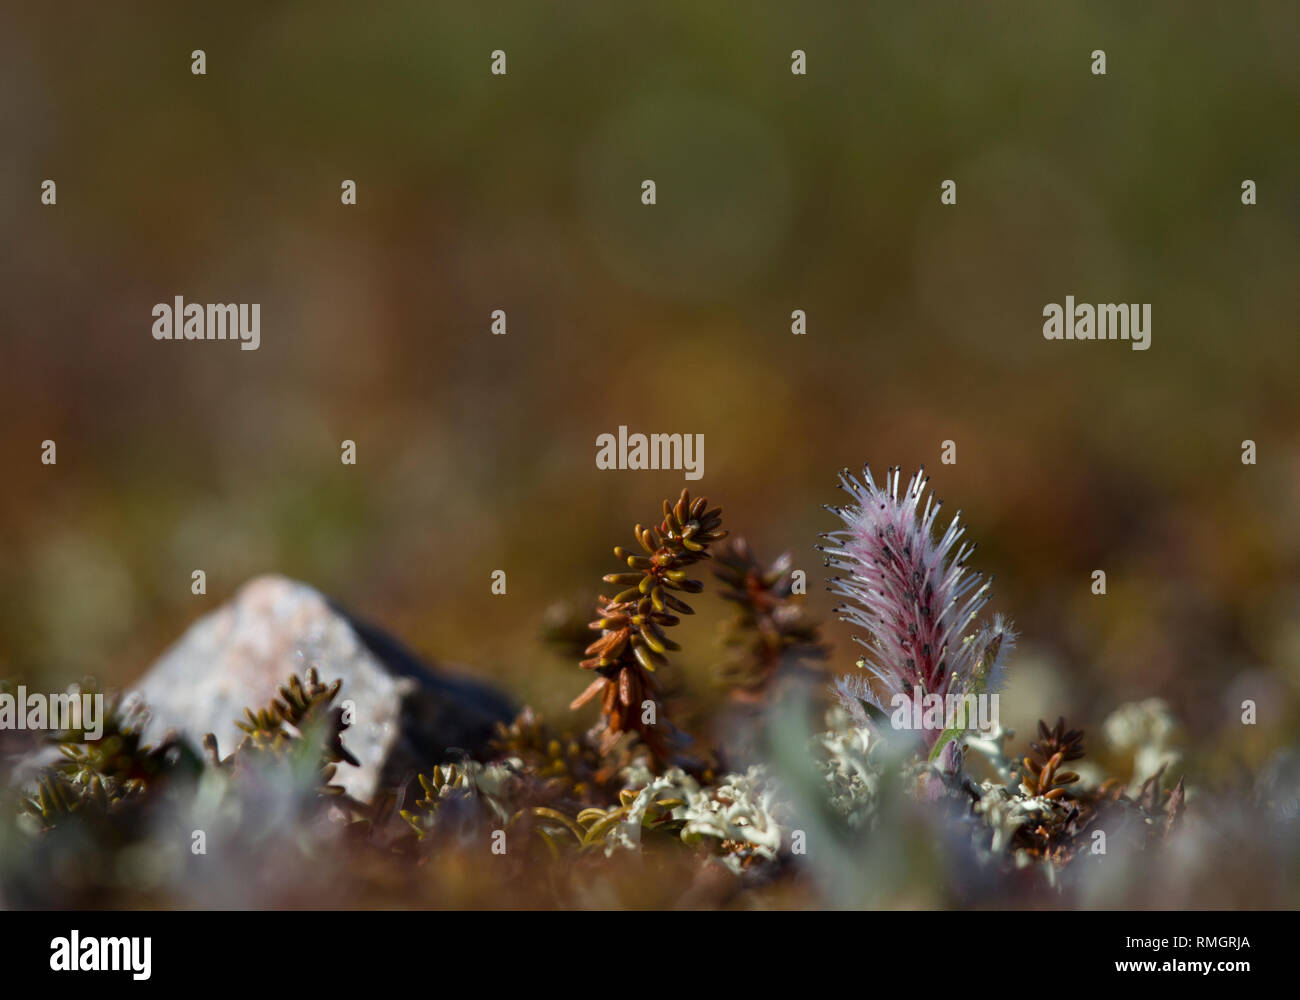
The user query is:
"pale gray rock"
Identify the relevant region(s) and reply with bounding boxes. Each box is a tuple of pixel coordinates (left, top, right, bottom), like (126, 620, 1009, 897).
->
(128, 575, 515, 802)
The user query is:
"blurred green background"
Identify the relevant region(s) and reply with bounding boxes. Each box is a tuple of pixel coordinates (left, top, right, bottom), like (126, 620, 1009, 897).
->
(2, 2, 1298, 778)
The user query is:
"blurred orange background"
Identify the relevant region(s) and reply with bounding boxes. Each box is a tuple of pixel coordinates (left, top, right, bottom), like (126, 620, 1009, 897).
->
(2, 2, 1297, 780)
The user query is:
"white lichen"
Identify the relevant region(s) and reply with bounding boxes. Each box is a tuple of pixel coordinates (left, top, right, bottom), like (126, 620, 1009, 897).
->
(1103, 698, 1182, 791)
(814, 709, 882, 828)
(681, 766, 787, 872)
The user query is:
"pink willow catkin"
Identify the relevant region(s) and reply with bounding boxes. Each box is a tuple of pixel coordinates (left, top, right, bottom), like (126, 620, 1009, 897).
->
(819, 465, 1014, 745)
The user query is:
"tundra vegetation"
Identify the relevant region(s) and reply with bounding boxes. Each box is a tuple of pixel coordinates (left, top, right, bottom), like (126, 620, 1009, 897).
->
(1, 468, 1296, 909)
